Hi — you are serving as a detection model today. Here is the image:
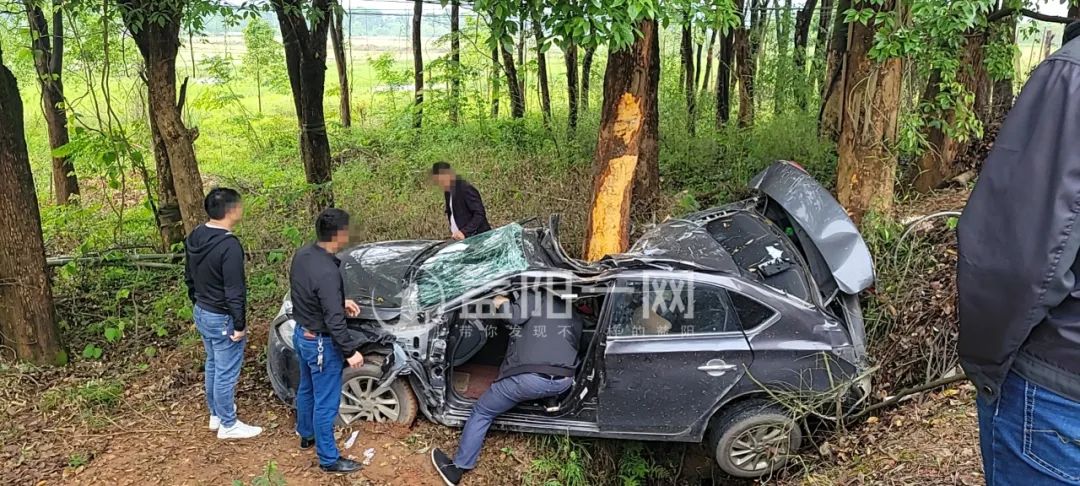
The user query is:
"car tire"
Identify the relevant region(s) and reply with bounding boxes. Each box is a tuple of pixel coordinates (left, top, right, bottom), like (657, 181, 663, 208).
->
(708, 399, 802, 479)
(335, 362, 418, 427)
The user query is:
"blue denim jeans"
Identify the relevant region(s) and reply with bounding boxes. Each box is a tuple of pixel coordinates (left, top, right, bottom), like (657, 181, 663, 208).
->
(293, 326, 344, 467)
(193, 305, 244, 428)
(454, 373, 573, 469)
(977, 371, 1080, 485)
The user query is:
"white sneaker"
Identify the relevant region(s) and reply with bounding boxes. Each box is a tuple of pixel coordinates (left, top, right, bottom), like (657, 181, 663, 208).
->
(217, 420, 263, 440)
(209, 416, 221, 431)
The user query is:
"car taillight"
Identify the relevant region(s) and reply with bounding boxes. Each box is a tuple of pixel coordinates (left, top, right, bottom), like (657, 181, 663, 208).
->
(787, 160, 808, 173)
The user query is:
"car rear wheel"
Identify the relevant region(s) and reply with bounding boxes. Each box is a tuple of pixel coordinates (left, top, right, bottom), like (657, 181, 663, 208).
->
(336, 363, 418, 426)
(709, 399, 802, 479)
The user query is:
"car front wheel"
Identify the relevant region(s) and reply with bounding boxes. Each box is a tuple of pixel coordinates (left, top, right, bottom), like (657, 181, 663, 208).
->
(336, 363, 418, 426)
(709, 399, 802, 479)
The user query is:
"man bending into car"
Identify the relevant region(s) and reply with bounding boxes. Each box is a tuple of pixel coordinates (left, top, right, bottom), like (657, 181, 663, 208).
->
(431, 288, 583, 485)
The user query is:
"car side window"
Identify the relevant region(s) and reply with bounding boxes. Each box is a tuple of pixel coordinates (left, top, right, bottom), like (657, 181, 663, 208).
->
(729, 292, 775, 330)
(607, 278, 739, 337)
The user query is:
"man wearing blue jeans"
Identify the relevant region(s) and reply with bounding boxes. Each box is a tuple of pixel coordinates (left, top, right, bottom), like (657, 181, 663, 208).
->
(958, 22, 1080, 486)
(185, 188, 262, 439)
(289, 208, 366, 474)
(432, 289, 582, 485)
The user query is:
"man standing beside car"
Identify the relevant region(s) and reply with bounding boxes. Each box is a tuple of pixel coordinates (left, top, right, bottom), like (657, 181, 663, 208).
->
(185, 187, 263, 440)
(957, 21, 1080, 486)
(431, 288, 582, 485)
(431, 162, 491, 240)
(289, 208, 366, 474)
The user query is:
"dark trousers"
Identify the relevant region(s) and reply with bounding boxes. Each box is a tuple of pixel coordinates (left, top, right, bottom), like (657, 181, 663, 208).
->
(453, 373, 572, 469)
(293, 326, 344, 467)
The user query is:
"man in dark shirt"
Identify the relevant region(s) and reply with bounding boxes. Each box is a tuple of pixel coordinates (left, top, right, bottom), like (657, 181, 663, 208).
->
(431, 162, 491, 240)
(185, 187, 262, 439)
(431, 288, 582, 485)
(289, 208, 365, 474)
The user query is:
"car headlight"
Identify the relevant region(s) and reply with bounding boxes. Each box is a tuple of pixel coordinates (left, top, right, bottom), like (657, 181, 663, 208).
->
(278, 319, 297, 350)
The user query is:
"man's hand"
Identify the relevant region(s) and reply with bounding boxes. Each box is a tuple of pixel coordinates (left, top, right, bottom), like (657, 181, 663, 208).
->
(492, 295, 510, 309)
(452, 230, 465, 241)
(345, 299, 360, 317)
(230, 330, 246, 342)
(347, 351, 364, 368)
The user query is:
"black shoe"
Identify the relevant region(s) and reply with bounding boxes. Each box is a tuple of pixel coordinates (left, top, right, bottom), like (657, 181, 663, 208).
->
(320, 458, 362, 474)
(300, 436, 315, 449)
(431, 448, 463, 485)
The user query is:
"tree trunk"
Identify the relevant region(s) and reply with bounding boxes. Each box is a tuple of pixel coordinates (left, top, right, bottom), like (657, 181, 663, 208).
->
(716, 30, 734, 128)
(812, 0, 835, 93)
(581, 43, 596, 111)
(532, 18, 552, 123)
(148, 105, 185, 249)
(835, 0, 901, 224)
(583, 19, 660, 261)
(681, 24, 697, 134)
(565, 39, 579, 133)
(0, 46, 63, 364)
(774, 0, 792, 114)
(501, 45, 525, 118)
(735, 28, 754, 128)
(272, 0, 335, 212)
(120, 0, 205, 234)
(793, 0, 818, 109)
(819, 0, 851, 141)
(412, 0, 423, 128)
(25, 1, 79, 205)
(330, 3, 351, 127)
(991, 15, 1016, 121)
(517, 24, 526, 107)
(914, 30, 988, 192)
(450, 0, 461, 124)
(491, 46, 501, 117)
(700, 28, 717, 96)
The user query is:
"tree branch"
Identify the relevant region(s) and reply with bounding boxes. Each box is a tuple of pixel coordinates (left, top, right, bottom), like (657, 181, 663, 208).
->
(988, 7, 1073, 24)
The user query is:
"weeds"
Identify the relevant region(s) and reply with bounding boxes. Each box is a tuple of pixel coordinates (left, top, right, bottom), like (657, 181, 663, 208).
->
(40, 378, 124, 413)
(232, 461, 286, 486)
(526, 435, 590, 486)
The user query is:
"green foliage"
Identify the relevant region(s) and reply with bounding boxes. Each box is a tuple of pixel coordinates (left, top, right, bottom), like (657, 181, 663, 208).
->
(527, 435, 590, 486)
(40, 379, 124, 412)
(233, 461, 286, 486)
(241, 17, 288, 94)
(616, 443, 672, 485)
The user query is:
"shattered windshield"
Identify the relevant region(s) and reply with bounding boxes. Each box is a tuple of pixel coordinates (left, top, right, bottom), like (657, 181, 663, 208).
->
(340, 241, 434, 308)
(413, 223, 533, 308)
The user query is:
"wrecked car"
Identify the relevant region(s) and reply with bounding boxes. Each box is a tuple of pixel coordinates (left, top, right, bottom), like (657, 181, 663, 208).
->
(266, 161, 874, 479)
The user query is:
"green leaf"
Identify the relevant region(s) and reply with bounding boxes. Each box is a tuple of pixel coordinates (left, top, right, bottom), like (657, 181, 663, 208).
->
(104, 327, 121, 343)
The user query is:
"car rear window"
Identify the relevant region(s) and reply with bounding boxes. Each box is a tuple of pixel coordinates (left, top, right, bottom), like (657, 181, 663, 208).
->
(729, 292, 775, 330)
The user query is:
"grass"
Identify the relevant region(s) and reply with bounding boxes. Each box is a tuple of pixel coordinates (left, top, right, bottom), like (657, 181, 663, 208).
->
(39, 378, 124, 413)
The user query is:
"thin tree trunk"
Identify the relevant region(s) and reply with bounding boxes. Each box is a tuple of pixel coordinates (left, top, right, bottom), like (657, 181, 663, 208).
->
(990, 13, 1017, 120)
(272, 0, 335, 212)
(565, 39, 579, 133)
(517, 23, 526, 107)
(914, 30, 988, 192)
(330, 2, 351, 127)
(0, 44, 63, 364)
(681, 24, 697, 134)
(583, 19, 660, 261)
(120, 0, 205, 234)
(450, 0, 461, 124)
(819, 0, 851, 141)
(836, 0, 901, 224)
(700, 28, 717, 96)
(694, 35, 704, 91)
(774, 0, 792, 115)
(582, 42, 596, 111)
(532, 17, 552, 123)
(735, 28, 754, 128)
(491, 46, 501, 117)
(793, 0, 818, 109)
(501, 45, 525, 118)
(255, 69, 263, 114)
(716, 30, 734, 128)
(812, 0, 834, 94)
(412, 0, 423, 128)
(25, 0, 79, 205)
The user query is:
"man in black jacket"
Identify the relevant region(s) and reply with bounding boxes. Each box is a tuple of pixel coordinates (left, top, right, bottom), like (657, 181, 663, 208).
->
(431, 288, 582, 485)
(289, 208, 366, 474)
(958, 22, 1080, 485)
(185, 188, 262, 440)
(431, 162, 491, 240)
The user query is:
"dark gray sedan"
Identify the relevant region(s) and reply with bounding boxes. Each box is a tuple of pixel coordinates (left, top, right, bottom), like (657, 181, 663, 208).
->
(267, 161, 873, 479)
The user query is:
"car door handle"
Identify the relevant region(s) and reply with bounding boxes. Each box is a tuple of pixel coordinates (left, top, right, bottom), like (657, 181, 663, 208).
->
(697, 360, 738, 376)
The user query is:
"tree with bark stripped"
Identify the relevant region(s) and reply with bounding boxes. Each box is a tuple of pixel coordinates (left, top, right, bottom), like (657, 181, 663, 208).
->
(0, 41, 64, 364)
(583, 19, 660, 261)
(835, 0, 902, 224)
(24, 0, 79, 205)
(118, 0, 205, 234)
(271, 0, 335, 212)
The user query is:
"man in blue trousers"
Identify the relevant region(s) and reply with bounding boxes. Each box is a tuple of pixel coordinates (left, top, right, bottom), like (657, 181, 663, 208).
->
(289, 208, 366, 474)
